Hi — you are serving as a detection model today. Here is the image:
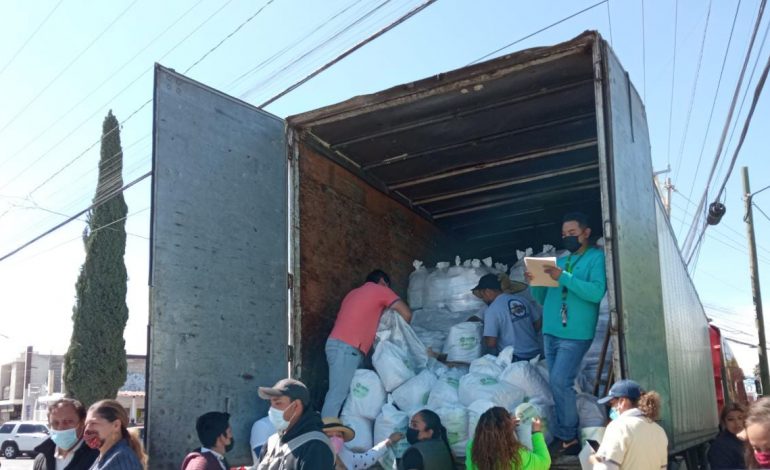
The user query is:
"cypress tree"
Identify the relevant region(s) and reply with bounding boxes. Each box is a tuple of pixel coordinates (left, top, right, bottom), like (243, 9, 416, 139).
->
(64, 110, 129, 407)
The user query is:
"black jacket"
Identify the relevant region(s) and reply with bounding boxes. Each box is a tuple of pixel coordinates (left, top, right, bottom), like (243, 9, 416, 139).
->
(258, 409, 334, 470)
(708, 430, 747, 469)
(33, 437, 99, 470)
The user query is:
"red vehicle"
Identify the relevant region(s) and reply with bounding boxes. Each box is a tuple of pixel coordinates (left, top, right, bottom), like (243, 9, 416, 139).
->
(710, 324, 750, 414)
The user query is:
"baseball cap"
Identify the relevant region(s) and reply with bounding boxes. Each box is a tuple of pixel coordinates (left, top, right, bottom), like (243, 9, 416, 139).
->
(597, 379, 642, 404)
(258, 378, 310, 406)
(471, 273, 502, 291)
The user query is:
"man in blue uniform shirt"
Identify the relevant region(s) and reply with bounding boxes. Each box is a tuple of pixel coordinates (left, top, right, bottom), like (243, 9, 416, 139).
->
(472, 273, 542, 361)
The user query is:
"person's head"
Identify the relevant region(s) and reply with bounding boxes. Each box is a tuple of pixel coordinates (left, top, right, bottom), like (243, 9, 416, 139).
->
(721, 402, 747, 436)
(598, 379, 661, 421)
(258, 378, 309, 433)
(85, 400, 146, 465)
(562, 212, 592, 252)
(471, 274, 503, 305)
(745, 397, 770, 467)
(471, 407, 522, 470)
(365, 269, 391, 287)
(322, 417, 355, 455)
(408, 410, 454, 461)
(195, 412, 234, 454)
(47, 398, 87, 450)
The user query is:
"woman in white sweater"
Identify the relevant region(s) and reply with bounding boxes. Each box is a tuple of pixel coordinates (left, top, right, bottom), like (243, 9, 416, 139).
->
(322, 418, 402, 470)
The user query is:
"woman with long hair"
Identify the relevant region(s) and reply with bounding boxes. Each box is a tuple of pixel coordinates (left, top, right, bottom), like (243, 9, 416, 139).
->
(399, 409, 453, 470)
(709, 402, 747, 469)
(590, 380, 668, 470)
(465, 407, 550, 470)
(83, 399, 146, 470)
(745, 397, 770, 469)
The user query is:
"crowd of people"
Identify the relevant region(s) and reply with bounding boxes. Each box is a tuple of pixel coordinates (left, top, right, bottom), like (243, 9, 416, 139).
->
(27, 211, 766, 469)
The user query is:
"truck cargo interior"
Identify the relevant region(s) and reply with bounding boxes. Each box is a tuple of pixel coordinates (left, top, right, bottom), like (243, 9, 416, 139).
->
(287, 32, 606, 405)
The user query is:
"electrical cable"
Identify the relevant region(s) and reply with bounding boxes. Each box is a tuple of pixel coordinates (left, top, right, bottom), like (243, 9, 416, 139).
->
(665, 0, 678, 168)
(683, 0, 767, 261)
(0, 0, 65, 79)
(259, 0, 438, 108)
(0, 0, 140, 138)
(754, 203, 770, 224)
(469, 0, 608, 65)
(606, 0, 614, 46)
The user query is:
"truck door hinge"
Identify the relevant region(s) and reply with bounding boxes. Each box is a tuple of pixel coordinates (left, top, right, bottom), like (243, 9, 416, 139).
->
(287, 273, 294, 290)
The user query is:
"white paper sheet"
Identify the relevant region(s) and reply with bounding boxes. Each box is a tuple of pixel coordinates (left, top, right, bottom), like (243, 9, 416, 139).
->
(523, 256, 559, 287)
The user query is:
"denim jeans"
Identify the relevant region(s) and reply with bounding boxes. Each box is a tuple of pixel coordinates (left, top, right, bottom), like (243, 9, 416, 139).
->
(544, 334, 593, 441)
(321, 338, 364, 418)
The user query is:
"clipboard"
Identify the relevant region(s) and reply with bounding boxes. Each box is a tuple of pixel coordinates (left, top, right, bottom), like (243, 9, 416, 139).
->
(523, 257, 559, 287)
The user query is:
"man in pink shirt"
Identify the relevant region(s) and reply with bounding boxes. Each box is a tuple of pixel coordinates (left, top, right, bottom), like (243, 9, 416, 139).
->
(321, 270, 413, 418)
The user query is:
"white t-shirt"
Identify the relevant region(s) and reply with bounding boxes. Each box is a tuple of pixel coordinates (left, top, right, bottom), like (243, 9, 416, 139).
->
(594, 408, 668, 470)
(250, 416, 275, 464)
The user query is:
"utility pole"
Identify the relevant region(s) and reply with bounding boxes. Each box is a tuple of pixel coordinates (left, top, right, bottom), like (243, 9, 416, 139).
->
(743, 166, 770, 395)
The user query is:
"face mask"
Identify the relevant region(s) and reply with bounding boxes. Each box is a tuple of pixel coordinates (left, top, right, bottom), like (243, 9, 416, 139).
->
(755, 450, 770, 467)
(609, 408, 620, 421)
(51, 427, 80, 450)
(268, 405, 292, 431)
(406, 427, 420, 445)
(330, 436, 344, 454)
(563, 235, 582, 252)
(84, 432, 103, 450)
(225, 437, 235, 453)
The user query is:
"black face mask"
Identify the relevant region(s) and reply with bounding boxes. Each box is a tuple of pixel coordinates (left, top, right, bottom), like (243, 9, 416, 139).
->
(225, 438, 235, 453)
(406, 427, 420, 445)
(562, 235, 581, 252)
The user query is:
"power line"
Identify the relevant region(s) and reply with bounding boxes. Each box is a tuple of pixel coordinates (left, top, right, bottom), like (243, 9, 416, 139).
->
(0, 0, 140, 138)
(672, 0, 712, 184)
(469, 0, 608, 65)
(665, 0, 679, 168)
(754, 203, 770, 224)
(677, 0, 742, 237)
(0, 0, 65, 79)
(605, 0, 614, 46)
(260, 0, 439, 108)
(683, 0, 767, 262)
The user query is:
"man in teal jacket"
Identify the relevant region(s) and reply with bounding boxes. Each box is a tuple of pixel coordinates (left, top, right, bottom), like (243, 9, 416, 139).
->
(526, 212, 606, 455)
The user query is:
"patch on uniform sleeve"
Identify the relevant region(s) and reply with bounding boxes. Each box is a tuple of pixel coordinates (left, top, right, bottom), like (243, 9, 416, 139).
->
(508, 299, 528, 318)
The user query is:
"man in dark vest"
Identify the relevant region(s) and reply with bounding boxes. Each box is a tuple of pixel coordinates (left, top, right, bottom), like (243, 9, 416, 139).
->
(181, 412, 234, 470)
(33, 398, 99, 470)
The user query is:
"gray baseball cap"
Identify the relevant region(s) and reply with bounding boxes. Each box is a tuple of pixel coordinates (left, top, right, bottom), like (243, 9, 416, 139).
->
(258, 378, 310, 406)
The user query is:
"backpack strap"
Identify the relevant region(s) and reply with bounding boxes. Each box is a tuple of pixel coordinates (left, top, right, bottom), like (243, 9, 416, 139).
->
(281, 431, 333, 454)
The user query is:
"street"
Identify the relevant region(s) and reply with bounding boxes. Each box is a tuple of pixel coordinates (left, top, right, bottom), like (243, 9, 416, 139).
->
(0, 457, 34, 470)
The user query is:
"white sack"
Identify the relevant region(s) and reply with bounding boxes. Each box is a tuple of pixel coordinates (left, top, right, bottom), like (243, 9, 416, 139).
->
(469, 354, 505, 378)
(528, 397, 556, 444)
(499, 361, 554, 404)
(514, 402, 542, 450)
(374, 404, 410, 458)
(408, 260, 429, 309)
(445, 322, 483, 363)
(467, 399, 497, 439)
(427, 374, 461, 409)
(577, 393, 606, 428)
(341, 369, 387, 420)
(392, 370, 436, 413)
(376, 309, 428, 372)
(459, 373, 526, 409)
(341, 414, 373, 452)
(373, 340, 414, 392)
(436, 405, 469, 456)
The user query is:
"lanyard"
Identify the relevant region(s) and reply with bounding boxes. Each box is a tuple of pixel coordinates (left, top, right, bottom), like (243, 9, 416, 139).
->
(560, 249, 588, 326)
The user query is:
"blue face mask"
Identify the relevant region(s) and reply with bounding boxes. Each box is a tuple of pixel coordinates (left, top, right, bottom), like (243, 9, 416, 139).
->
(51, 427, 80, 450)
(609, 408, 620, 421)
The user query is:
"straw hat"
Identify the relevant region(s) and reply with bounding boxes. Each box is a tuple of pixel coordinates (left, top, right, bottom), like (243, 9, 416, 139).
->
(322, 417, 355, 442)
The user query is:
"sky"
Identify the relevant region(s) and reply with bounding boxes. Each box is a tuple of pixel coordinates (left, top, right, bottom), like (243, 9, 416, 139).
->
(0, 0, 768, 376)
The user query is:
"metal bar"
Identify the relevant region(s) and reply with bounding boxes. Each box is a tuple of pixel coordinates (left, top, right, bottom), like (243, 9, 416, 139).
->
(362, 112, 595, 170)
(449, 197, 599, 233)
(413, 163, 598, 205)
(389, 139, 597, 190)
(331, 78, 595, 148)
(433, 180, 599, 219)
(593, 323, 612, 396)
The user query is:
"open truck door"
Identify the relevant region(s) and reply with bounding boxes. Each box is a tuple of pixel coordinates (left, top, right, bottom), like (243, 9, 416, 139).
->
(147, 65, 288, 468)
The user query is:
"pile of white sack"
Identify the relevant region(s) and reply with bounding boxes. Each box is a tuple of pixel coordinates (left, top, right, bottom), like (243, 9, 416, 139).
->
(339, 251, 609, 459)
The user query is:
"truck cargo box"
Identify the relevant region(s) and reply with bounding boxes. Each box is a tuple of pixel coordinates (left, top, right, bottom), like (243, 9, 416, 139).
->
(147, 31, 717, 468)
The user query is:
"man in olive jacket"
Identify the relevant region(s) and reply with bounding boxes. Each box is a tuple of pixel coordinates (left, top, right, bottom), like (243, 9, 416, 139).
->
(33, 398, 99, 470)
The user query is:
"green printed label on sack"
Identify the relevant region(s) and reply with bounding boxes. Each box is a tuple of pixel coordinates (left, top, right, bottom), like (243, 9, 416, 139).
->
(480, 377, 498, 386)
(352, 383, 370, 398)
(421, 392, 430, 404)
(447, 432, 460, 445)
(459, 336, 478, 350)
(445, 378, 459, 388)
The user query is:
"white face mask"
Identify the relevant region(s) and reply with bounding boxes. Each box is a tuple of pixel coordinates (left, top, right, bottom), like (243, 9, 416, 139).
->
(268, 405, 293, 431)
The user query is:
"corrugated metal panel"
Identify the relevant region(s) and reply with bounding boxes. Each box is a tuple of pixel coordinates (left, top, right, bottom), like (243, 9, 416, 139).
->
(655, 198, 719, 450)
(148, 65, 288, 468)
